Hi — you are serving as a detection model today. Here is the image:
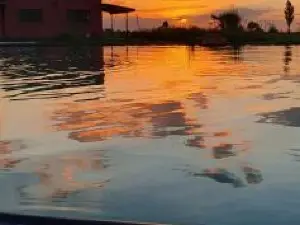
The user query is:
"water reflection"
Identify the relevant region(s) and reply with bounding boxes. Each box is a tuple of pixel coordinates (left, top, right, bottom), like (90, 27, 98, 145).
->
(258, 107, 300, 127)
(191, 168, 245, 188)
(243, 166, 263, 184)
(231, 46, 243, 62)
(288, 149, 300, 161)
(0, 46, 282, 222)
(205, 46, 243, 63)
(187, 135, 249, 160)
(189, 164, 263, 188)
(212, 143, 236, 159)
(283, 45, 292, 74)
(54, 100, 203, 142)
(261, 91, 290, 101)
(19, 150, 109, 205)
(186, 136, 206, 149)
(0, 140, 26, 170)
(187, 92, 208, 109)
(1, 47, 105, 100)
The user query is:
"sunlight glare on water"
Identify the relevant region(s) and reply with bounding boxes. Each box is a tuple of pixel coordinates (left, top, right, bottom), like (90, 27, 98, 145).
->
(0, 46, 300, 225)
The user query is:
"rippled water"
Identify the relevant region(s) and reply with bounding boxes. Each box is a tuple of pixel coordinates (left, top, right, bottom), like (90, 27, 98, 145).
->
(1, 45, 300, 225)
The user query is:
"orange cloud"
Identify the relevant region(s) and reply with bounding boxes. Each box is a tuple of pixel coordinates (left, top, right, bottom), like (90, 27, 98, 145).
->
(103, 0, 298, 30)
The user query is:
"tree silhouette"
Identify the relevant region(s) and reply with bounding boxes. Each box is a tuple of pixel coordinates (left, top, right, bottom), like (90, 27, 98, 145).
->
(211, 9, 241, 31)
(268, 24, 279, 33)
(162, 20, 169, 28)
(285, 0, 295, 33)
(247, 21, 263, 32)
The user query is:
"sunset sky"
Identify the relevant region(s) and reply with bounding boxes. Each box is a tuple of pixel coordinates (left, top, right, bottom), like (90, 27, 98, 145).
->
(102, 0, 299, 31)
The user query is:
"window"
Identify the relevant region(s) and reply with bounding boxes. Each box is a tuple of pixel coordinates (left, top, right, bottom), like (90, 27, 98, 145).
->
(67, 10, 90, 23)
(19, 9, 42, 22)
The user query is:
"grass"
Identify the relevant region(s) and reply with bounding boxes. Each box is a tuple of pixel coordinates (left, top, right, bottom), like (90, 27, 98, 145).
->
(224, 31, 300, 45)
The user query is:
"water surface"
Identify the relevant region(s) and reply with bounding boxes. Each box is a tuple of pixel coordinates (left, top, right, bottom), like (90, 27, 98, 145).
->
(1, 45, 300, 225)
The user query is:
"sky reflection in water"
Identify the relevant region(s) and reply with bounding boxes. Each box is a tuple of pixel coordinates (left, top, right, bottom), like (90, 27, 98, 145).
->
(1, 46, 300, 225)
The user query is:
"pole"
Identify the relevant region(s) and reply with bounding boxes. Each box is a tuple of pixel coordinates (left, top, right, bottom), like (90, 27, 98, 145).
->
(110, 46, 114, 61)
(136, 14, 140, 31)
(125, 13, 129, 36)
(110, 13, 114, 31)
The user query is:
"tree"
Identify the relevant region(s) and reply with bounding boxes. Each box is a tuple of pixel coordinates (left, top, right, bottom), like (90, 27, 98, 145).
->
(247, 21, 263, 32)
(285, 0, 295, 33)
(161, 21, 169, 28)
(268, 24, 279, 33)
(211, 9, 241, 31)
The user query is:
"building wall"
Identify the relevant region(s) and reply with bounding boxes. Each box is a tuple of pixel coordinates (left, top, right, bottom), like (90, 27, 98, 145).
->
(4, 0, 103, 38)
(0, 5, 5, 37)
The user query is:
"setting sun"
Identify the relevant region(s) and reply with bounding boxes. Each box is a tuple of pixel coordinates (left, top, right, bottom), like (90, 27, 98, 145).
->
(179, 18, 188, 27)
(180, 18, 187, 24)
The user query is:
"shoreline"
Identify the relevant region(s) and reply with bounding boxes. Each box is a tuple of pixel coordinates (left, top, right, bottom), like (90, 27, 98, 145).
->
(0, 41, 299, 47)
(0, 33, 300, 47)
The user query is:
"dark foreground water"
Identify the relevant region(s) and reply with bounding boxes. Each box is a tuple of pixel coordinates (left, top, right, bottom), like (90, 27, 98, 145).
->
(0, 45, 300, 225)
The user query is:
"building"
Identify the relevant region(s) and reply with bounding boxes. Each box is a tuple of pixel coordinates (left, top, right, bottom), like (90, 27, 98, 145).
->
(0, 0, 135, 39)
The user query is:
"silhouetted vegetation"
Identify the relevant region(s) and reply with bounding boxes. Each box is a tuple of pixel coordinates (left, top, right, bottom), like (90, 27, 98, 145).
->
(285, 0, 295, 33)
(125, 3, 300, 46)
(268, 24, 279, 33)
(247, 21, 263, 32)
(211, 9, 242, 31)
(13, 28, 299, 47)
(129, 27, 206, 44)
(161, 21, 169, 29)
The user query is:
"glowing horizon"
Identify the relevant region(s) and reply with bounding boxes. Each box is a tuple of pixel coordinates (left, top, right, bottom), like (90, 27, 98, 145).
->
(104, 0, 282, 17)
(103, 0, 298, 30)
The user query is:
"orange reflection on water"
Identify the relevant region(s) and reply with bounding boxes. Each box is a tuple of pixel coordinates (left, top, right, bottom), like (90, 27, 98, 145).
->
(52, 46, 251, 150)
(0, 44, 281, 202)
(0, 140, 25, 169)
(54, 100, 199, 142)
(31, 151, 109, 199)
